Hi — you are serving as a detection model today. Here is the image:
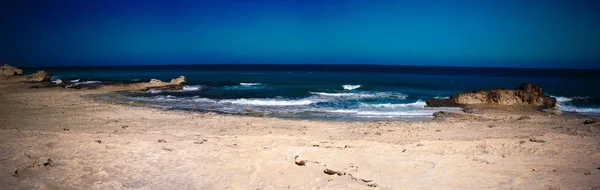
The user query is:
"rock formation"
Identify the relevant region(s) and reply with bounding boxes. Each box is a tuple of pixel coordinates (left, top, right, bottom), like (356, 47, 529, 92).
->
(24, 71, 52, 82)
(426, 82, 556, 109)
(1, 64, 24, 76)
(144, 76, 186, 91)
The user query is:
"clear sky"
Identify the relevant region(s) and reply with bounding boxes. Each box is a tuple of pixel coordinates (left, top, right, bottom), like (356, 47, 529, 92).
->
(1, 0, 599, 68)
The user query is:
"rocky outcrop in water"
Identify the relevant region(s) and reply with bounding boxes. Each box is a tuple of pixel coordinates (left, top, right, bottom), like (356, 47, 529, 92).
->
(24, 70, 52, 82)
(144, 76, 187, 91)
(426, 83, 557, 109)
(1, 64, 24, 76)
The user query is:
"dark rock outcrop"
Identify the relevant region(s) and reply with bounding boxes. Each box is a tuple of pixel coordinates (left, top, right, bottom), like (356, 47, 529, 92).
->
(426, 83, 556, 109)
(1, 64, 24, 76)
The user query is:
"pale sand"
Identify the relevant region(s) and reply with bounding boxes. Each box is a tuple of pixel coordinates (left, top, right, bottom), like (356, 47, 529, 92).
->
(0, 81, 599, 190)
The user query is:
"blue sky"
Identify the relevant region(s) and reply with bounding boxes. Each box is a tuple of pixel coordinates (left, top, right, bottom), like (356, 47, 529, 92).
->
(1, 0, 599, 68)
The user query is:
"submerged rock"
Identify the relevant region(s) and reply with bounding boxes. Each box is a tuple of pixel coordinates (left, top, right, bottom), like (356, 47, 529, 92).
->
(426, 83, 556, 109)
(1, 64, 24, 76)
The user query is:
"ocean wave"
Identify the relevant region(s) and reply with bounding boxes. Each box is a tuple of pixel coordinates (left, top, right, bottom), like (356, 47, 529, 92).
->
(52, 79, 63, 84)
(553, 96, 573, 103)
(65, 81, 102, 88)
(147, 90, 162, 94)
(183, 85, 203, 91)
(359, 100, 426, 109)
(558, 106, 600, 113)
(342, 84, 361, 90)
(75, 81, 101, 85)
(310, 91, 407, 100)
(70, 79, 80, 83)
(220, 98, 313, 106)
(551, 95, 600, 113)
(240, 83, 263, 86)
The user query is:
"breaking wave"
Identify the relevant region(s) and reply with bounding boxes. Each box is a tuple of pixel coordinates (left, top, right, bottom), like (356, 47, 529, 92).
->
(220, 98, 313, 106)
(342, 85, 361, 90)
(240, 83, 263, 86)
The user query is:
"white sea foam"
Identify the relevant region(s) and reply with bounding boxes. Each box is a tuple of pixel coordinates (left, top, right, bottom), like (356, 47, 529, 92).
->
(310, 92, 407, 100)
(147, 90, 162, 94)
(75, 81, 101, 85)
(65, 81, 102, 88)
(240, 83, 263, 86)
(220, 98, 313, 106)
(551, 95, 600, 114)
(553, 96, 573, 103)
(342, 85, 361, 90)
(70, 79, 80, 83)
(360, 100, 427, 109)
(310, 92, 358, 97)
(183, 85, 203, 91)
(52, 79, 63, 84)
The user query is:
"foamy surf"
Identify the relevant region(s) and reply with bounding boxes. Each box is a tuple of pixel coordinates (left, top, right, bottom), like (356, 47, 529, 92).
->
(52, 79, 63, 84)
(240, 83, 263, 86)
(65, 81, 102, 88)
(183, 85, 203, 91)
(342, 85, 361, 90)
(552, 95, 600, 114)
(310, 91, 407, 100)
(220, 98, 313, 106)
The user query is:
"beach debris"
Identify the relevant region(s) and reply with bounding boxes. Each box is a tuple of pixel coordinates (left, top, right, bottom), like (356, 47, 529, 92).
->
(583, 119, 598, 125)
(416, 143, 424, 146)
(194, 139, 208, 144)
(435, 129, 441, 132)
(158, 139, 167, 143)
(517, 116, 531, 121)
(462, 108, 484, 114)
(488, 124, 496, 128)
(13, 159, 54, 178)
(63, 128, 70, 131)
(121, 125, 129, 129)
(367, 183, 378, 187)
(584, 171, 591, 175)
(529, 138, 546, 143)
(433, 111, 455, 118)
(324, 169, 344, 176)
(295, 160, 306, 166)
(519, 140, 527, 144)
(245, 108, 253, 113)
(95, 140, 102, 144)
(163, 147, 173, 151)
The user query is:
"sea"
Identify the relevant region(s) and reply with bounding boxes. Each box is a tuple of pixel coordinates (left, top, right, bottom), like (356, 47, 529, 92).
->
(25, 64, 600, 121)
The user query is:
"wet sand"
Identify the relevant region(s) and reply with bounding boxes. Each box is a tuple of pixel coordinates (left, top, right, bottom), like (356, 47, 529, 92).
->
(1, 80, 599, 189)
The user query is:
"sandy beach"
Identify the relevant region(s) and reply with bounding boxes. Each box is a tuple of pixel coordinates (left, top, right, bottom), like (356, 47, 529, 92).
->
(1, 80, 599, 190)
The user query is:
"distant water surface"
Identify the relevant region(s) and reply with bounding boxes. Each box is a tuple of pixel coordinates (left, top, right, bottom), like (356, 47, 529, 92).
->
(26, 64, 600, 121)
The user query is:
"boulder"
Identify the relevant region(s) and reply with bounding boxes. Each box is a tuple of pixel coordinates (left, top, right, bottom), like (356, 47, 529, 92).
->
(24, 70, 52, 82)
(426, 83, 556, 109)
(144, 76, 186, 91)
(1, 64, 24, 76)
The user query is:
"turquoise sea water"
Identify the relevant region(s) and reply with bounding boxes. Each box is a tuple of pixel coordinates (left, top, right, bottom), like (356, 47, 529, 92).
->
(26, 64, 600, 121)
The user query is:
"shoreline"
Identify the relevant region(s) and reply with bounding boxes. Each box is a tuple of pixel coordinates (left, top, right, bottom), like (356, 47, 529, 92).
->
(1, 80, 599, 189)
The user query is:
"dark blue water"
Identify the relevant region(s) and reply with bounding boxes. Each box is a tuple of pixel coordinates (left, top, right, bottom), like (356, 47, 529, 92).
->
(25, 64, 600, 120)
